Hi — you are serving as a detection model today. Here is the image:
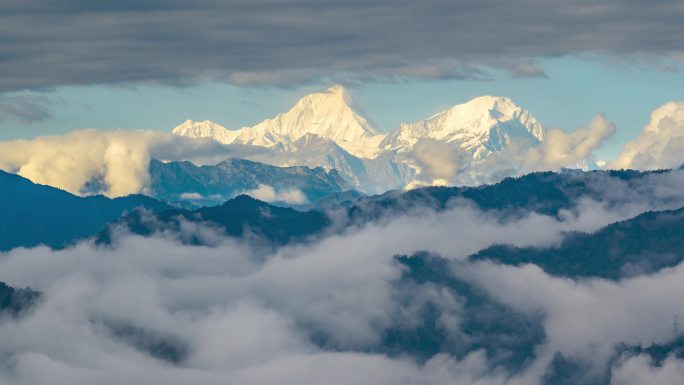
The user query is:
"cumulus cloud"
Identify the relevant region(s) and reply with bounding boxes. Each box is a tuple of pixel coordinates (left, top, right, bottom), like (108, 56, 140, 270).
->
(0, 129, 267, 197)
(1, 1, 684, 91)
(245, 184, 308, 205)
(610, 101, 684, 170)
(519, 113, 616, 171)
(405, 139, 469, 188)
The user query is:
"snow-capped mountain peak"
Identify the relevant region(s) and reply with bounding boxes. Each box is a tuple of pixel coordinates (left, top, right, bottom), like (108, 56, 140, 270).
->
(171, 119, 239, 143)
(244, 85, 382, 154)
(380, 95, 544, 159)
(172, 85, 384, 158)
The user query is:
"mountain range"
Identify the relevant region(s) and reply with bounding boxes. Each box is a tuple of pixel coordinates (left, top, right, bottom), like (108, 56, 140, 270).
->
(5, 160, 682, 254)
(172, 86, 550, 192)
(147, 158, 354, 208)
(103, 168, 684, 251)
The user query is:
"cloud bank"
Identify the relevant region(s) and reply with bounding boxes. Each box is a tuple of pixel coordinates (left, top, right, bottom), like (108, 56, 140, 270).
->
(2, 187, 684, 384)
(519, 113, 616, 171)
(611, 101, 684, 170)
(1, 0, 684, 90)
(0, 129, 264, 197)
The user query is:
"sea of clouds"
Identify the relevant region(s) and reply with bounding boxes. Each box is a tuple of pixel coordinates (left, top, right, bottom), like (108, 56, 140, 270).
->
(2, 181, 684, 384)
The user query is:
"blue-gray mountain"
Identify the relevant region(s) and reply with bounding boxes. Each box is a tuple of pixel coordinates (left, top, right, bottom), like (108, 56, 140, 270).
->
(3, 167, 683, 253)
(108, 168, 684, 250)
(99, 195, 331, 249)
(148, 158, 355, 208)
(0, 170, 171, 251)
(343, 168, 676, 224)
(471, 206, 684, 279)
(0, 281, 40, 317)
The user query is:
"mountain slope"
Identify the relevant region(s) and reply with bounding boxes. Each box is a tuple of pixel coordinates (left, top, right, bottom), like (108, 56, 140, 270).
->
(148, 158, 353, 207)
(380, 252, 545, 370)
(0, 170, 171, 251)
(107, 168, 682, 250)
(101, 195, 331, 247)
(344, 168, 674, 224)
(248, 133, 413, 193)
(471, 206, 684, 279)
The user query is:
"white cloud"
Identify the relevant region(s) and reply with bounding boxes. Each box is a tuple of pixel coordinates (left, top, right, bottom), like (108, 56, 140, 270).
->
(611, 101, 684, 170)
(245, 184, 308, 205)
(0, 129, 265, 197)
(179, 192, 204, 200)
(1, 184, 684, 384)
(179, 192, 225, 202)
(414, 139, 466, 180)
(520, 113, 616, 171)
(611, 354, 684, 385)
(457, 259, 684, 380)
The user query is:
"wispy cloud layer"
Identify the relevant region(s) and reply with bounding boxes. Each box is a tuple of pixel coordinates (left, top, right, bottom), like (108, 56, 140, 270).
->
(0, 94, 54, 123)
(611, 101, 684, 170)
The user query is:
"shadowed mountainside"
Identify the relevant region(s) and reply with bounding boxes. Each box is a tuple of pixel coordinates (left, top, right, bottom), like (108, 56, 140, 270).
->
(0, 170, 171, 251)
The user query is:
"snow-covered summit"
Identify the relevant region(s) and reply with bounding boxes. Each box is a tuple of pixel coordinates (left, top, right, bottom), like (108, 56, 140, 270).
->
(238, 85, 383, 157)
(380, 95, 544, 159)
(172, 119, 238, 143)
(171, 85, 384, 158)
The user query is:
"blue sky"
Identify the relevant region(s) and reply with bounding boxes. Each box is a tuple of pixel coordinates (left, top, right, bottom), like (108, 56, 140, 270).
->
(1, 57, 682, 161)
